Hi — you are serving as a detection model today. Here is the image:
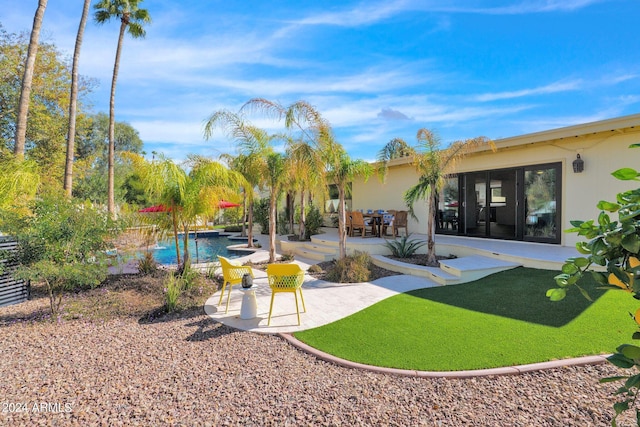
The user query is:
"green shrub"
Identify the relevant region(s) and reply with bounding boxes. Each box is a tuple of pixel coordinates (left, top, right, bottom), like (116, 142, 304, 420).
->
(164, 273, 182, 312)
(304, 204, 324, 239)
(383, 234, 426, 258)
(280, 252, 295, 262)
(179, 264, 200, 290)
(277, 209, 290, 235)
(3, 190, 118, 318)
(326, 251, 372, 283)
(253, 198, 270, 234)
(223, 225, 242, 232)
(307, 264, 323, 274)
(137, 251, 158, 275)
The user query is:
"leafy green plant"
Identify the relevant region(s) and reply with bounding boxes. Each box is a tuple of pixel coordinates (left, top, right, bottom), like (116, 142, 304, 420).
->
(304, 204, 324, 240)
(2, 191, 118, 318)
(280, 252, 295, 262)
(179, 264, 200, 290)
(137, 251, 158, 275)
(546, 143, 640, 426)
(164, 273, 182, 312)
(383, 234, 426, 258)
(326, 251, 372, 283)
(253, 198, 270, 234)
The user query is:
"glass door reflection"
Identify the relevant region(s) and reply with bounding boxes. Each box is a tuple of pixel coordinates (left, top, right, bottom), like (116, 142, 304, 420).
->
(524, 165, 559, 242)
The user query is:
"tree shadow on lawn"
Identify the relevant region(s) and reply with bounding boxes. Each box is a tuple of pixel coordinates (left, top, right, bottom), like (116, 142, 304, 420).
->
(407, 267, 606, 327)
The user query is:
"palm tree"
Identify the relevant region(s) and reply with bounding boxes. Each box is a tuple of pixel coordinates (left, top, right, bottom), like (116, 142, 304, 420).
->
(63, 0, 92, 197)
(94, 0, 151, 218)
(378, 129, 494, 265)
(204, 110, 270, 251)
(286, 139, 326, 240)
(204, 110, 288, 262)
(326, 148, 372, 258)
(127, 153, 243, 271)
(219, 152, 256, 245)
(242, 98, 373, 258)
(14, 0, 48, 159)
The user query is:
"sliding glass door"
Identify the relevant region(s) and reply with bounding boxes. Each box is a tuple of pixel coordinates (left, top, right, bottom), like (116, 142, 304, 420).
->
(523, 164, 560, 243)
(438, 163, 561, 244)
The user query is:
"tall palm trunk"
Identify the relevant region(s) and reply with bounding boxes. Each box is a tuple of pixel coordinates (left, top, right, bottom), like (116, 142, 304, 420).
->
(14, 0, 48, 159)
(337, 186, 347, 259)
(64, 0, 91, 196)
(426, 192, 437, 265)
(298, 189, 306, 240)
(171, 203, 181, 265)
(246, 200, 254, 248)
(107, 21, 127, 217)
(269, 192, 277, 262)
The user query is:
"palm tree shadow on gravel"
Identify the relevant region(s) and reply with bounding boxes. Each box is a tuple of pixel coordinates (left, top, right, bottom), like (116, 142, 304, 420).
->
(183, 317, 237, 342)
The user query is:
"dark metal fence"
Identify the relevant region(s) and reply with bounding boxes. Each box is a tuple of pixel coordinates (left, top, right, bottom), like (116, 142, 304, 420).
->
(0, 237, 30, 307)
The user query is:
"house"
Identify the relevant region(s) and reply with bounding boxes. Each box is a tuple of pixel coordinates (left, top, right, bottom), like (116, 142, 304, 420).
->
(352, 113, 640, 248)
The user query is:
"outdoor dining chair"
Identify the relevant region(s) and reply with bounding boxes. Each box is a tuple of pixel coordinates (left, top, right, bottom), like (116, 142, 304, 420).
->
(266, 263, 306, 326)
(217, 255, 254, 313)
(382, 213, 395, 236)
(392, 210, 409, 237)
(349, 211, 373, 237)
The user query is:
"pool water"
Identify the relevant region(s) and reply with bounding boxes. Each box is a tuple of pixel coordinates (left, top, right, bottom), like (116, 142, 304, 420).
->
(138, 234, 251, 265)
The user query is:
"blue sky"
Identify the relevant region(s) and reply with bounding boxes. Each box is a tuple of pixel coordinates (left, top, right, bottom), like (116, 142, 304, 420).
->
(2, 0, 640, 162)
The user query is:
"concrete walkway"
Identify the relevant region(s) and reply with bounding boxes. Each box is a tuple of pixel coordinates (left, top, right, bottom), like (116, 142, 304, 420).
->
(204, 261, 439, 334)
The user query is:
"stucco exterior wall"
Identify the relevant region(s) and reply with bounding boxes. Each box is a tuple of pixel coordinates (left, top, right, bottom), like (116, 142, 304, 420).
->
(352, 125, 640, 247)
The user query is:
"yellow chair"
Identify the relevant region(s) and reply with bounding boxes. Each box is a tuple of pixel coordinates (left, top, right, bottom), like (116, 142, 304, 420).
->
(217, 256, 254, 313)
(266, 263, 306, 326)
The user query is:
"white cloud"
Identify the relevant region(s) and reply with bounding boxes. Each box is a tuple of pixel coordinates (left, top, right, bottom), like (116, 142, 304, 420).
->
(474, 80, 583, 102)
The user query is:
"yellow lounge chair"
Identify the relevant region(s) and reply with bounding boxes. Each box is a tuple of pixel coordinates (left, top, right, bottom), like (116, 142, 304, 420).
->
(217, 256, 254, 313)
(266, 263, 306, 326)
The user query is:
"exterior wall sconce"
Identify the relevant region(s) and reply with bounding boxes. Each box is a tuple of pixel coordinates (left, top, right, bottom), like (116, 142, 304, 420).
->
(572, 154, 584, 173)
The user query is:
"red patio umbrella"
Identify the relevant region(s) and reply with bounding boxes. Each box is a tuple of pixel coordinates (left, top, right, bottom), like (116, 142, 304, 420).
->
(218, 200, 241, 209)
(138, 204, 169, 213)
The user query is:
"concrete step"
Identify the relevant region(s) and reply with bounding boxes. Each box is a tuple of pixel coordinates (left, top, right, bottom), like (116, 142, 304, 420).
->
(371, 254, 520, 286)
(296, 247, 336, 262)
(302, 242, 337, 254)
(371, 255, 460, 286)
(439, 255, 521, 283)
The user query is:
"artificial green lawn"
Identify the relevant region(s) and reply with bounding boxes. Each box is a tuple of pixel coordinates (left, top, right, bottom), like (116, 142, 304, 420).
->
(294, 267, 639, 371)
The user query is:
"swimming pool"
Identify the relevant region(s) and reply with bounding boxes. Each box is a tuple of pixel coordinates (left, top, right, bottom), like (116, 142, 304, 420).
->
(138, 233, 253, 265)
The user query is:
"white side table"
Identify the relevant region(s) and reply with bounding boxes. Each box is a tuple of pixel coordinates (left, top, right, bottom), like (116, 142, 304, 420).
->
(239, 287, 258, 319)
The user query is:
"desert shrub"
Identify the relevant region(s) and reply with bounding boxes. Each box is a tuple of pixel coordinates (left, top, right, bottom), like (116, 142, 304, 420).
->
(384, 234, 426, 258)
(280, 252, 295, 262)
(137, 251, 158, 275)
(326, 251, 372, 283)
(307, 264, 323, 274)
(304, 204, 324, 239)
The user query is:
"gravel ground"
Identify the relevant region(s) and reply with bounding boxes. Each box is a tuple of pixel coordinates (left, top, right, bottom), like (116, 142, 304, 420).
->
(0, 281, 634, 426)
(0, 318, 631, 425)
